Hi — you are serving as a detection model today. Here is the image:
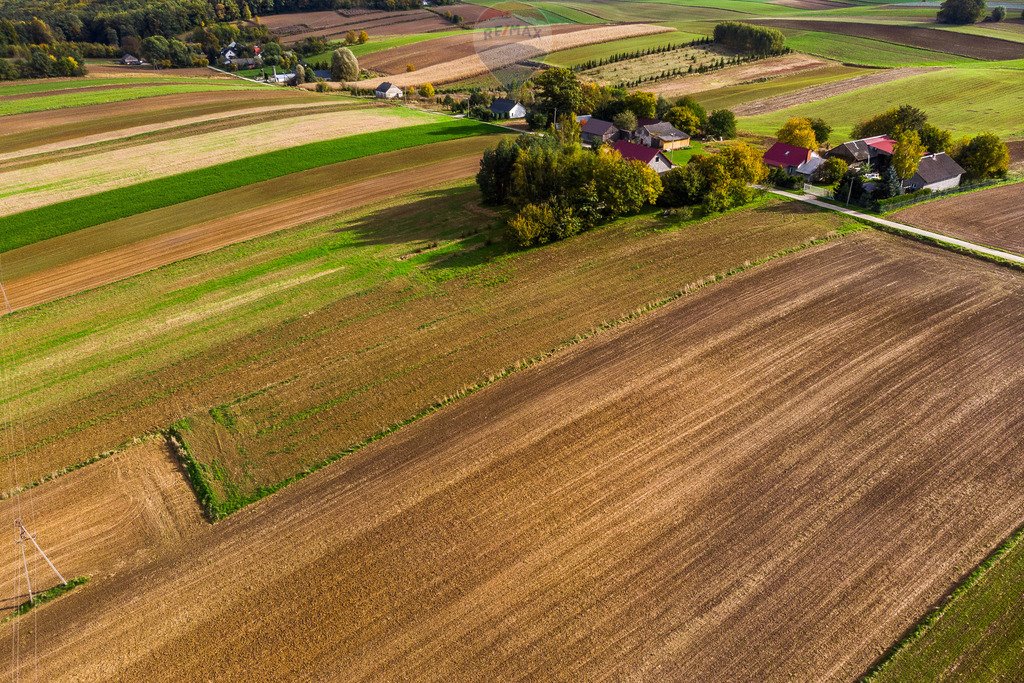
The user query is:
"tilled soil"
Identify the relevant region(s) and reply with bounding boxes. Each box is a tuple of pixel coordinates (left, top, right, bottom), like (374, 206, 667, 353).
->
(4, 232, 1024, 680)
(732, 66, 936, 116)
(754, 19, 1024, 60)
(892, 183, 1024, 255)
(643, 53, 828, 98)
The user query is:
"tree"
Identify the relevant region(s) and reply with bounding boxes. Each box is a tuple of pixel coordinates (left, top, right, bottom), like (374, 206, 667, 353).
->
(612, 110, 638, 133)
(851, 104, 928, 139)
(835, 169, 867, 206)
(553, 113, 581, 146)
(418, 82, 435, 98)
(406, 63, 415, 72)
(706, 109, 737, 139)
(812, 157, 847, 185)
(991, 5, 1006, 19)
(919, 123, 952, 153)
(622, 91, 657, 119)
(776, 117, 818, 149)
(533, 67, 584, 116)
(892, 130, 926, 180)
(953, 132, 1009, 179)
(294, 63, 305, 85)
(664, 106, 702, 136)
(358, 30, 369, 44)
(879, 165, 904, 199)
(330, 47, 358, 81)
(808, 118, 832, 147)
(507, 203, 557, 247)
(674, 95, 707, 127)
(937, 0, 986, 24)
(595, 149, 662, 216)
(344, 30, 357, 44)
(477, 138, 523, 204)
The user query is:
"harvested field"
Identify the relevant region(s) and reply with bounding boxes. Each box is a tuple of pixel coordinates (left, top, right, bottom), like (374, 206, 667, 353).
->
(0, 106, 422, 216)
(642, 53, 827, 98)
(892, 183, 1024, 256)
(0, 438, 203, 620)
(6, 231, 1024, 680)
(0, 196, 852, 496)
(774, 0, 851, 8)
(1, 137, 495, 311)
(1009, 140, 1024, 171)
(0, 101, 354, 167)
(353, 23, 672, 86)
(0, 88, 326, 152)
(359, 23, 589, 75)
(756, 19, 1024, 60)
(784, 30, 972, 68)
(733, 66, 937, 115)
(261, 8, 453, 42)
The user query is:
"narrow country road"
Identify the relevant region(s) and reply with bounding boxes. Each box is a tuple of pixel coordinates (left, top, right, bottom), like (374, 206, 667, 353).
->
(767, 188, 1024, 267)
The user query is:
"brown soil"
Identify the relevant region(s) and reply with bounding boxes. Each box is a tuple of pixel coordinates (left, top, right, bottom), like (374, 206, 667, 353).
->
(354, 24, 671, 86)
(5, 232, 1024, 680)
(733, 66, 937, 115)
(0, 138, 494, 312)
(1008, 140, 1024, 170)
(755, 19, 1024, 60)
(892, 182, 1024, 255)
(262, 8, 453, 41)
(643, 53, 828, 98)
(0, 438, 203, 618)
(774, 0, 851, 8)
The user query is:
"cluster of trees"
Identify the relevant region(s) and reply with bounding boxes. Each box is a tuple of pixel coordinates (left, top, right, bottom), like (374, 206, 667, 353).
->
(661, 95, 737, 139)
(190, 21, 272, 62)
(775, 116, 832, 150)
(141, 35, 207, 67)
(0, 17, 86, 79)
(570, 37, 712, 72)
(659, 144, 767, 213)
(936, 0, 987, 24)
(329, 46, 358, 80)
(477, 133, 662, 247)
(342, 29, 369, 45)
(712, 22, 787, 56)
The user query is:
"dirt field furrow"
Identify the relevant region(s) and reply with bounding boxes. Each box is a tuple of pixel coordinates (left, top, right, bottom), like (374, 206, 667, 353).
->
(732, 66, 937, 116)
(4, 232, 1024, 680)
(641, 53, 828, 98)
(892, 183, 1024, 256)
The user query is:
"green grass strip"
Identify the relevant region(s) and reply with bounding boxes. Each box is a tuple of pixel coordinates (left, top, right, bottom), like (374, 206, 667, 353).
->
(0, 118, 499, 254)
(2, 576, 89, 624)
(0, 83, 254, 117)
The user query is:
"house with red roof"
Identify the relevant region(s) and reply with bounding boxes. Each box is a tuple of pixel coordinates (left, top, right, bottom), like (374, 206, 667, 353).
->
(612, 140, 674, 174)
(763, 142, 813, 173)
(826, 135, 896, 169)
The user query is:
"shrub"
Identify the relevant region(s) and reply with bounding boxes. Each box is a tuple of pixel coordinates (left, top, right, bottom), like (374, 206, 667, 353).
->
(990, 5, 1006, 20)
(813, 157, 847, 185)
(706, 109, 737, 139)
(953, 132, 1009, 179)
(937, 0, 986, 25)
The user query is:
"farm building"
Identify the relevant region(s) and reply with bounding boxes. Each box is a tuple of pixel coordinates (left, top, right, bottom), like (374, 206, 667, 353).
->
(375, 82, 404, 99)
(637, 122, 690, 151)
(613, 140, 674, 174)
(119, 54, 142, 66)
(581, 118, 619, 146)
(764, 142, 813, 174)
(907, 153, 965, 192)
(827, 135, 895, 169)
(489, 99, 526, 119)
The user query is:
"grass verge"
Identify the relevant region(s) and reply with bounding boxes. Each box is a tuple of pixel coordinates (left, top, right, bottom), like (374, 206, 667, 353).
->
(2, 577, 89, 624)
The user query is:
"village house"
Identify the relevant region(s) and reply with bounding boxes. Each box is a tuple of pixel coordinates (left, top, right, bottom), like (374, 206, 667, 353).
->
(489, 98, 527, 120)
(613, 140, 674, 174)
(906, 152, 965, 192)
(118, 54, 142, 66)
(581, 118, 618, 146)
(827, 135, 895, 170)
(763, 142, 814, 175)
(637, 122, 690, 151)
(375, 82, 404, 99)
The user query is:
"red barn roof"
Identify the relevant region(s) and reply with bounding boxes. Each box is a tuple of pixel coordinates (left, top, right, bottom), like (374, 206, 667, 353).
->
(763, 141, 813, 168)
(612, 140, 661, 164)
(863, 135, 896, 154)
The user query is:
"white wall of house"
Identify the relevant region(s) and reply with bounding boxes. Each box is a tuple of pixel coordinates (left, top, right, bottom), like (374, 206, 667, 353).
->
(911, 174, 962, 192)
(649, 155, 673, 174)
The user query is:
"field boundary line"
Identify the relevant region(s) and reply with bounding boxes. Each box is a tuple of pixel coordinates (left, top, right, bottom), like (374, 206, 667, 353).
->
(206, 65, 276, 86)
(178, 220, 863, 520)
(861, 519, 1024, 680)
(765, 189, 1024, 267)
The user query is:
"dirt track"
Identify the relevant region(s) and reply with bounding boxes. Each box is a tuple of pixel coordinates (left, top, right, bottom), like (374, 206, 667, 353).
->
(5, 232, 1024, 680)
(892, 182, 1024, 255)
(643, 53, 827, 98)
(755, 19, 1024, 60)
(1, 149, 487, 311)
(733, 66, 936, 115)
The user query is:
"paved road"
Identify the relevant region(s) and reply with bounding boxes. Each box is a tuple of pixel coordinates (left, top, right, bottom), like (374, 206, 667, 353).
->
(767, 188, 1024, 267)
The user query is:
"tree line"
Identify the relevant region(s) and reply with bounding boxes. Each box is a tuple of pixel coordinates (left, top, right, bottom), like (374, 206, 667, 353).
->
(712, 22, 787, 56)
(570, 37, 712, 72)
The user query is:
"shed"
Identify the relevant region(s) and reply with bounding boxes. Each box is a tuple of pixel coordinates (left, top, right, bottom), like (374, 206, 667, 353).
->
(375, 82, 404, 99)
(638, 122, 690, 151)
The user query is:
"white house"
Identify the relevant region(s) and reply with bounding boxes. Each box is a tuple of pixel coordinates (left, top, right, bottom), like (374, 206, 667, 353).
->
(489, 98, 526, 119)
(907, 153, 965, 192)
(375, 82, 404, 99)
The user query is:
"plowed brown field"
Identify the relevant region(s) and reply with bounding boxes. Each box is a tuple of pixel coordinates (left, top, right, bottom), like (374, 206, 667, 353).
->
(756, 19, 1024, 60)
(892, 182, 1024, 255)
(263, 8, 452, 41)
(0, 438, 202, 618)
(643, 53, 827, 98)
(5, 232, 1024, 680)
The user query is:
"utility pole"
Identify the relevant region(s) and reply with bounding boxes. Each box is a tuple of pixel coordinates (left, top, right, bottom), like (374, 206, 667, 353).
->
(14, 518, 66, 605)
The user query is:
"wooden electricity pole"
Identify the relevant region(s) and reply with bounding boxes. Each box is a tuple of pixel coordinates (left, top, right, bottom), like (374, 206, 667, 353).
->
(14, 518, 66, 605)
